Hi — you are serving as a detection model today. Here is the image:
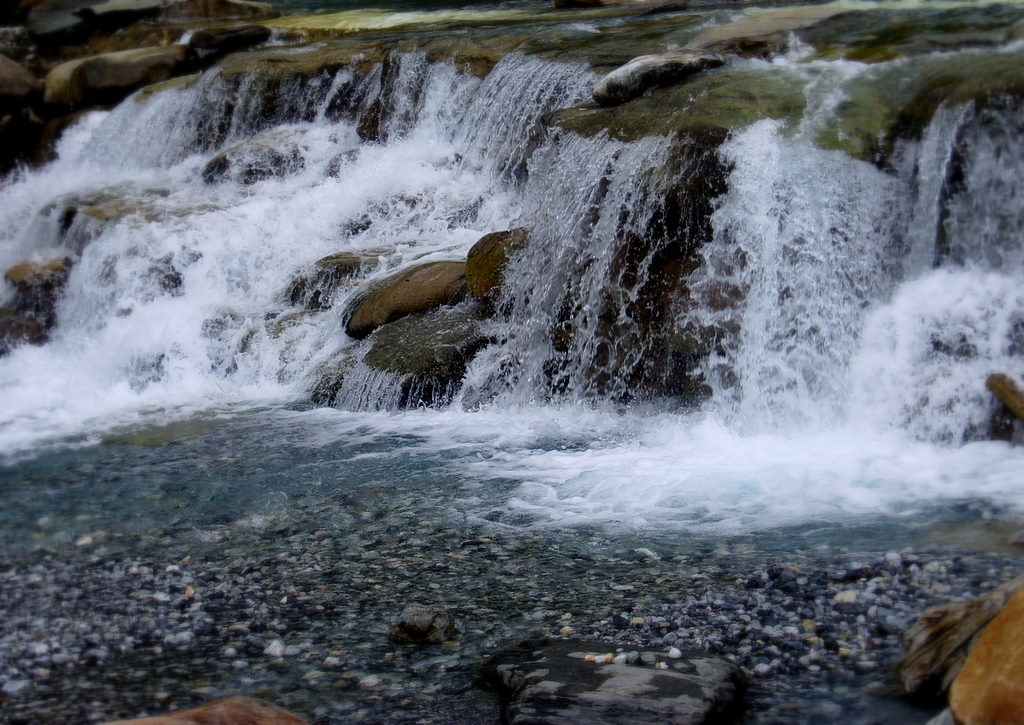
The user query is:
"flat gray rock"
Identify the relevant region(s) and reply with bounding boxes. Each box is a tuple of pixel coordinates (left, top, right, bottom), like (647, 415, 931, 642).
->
(480, 640, 744, 725)
(592, 51, 724, 107)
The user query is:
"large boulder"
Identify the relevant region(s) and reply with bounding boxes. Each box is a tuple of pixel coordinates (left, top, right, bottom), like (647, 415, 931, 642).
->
(898, 574, 1024, 701)
(362, 304, 488, 405)
(101, 695, 308, 724)
(949, 586, 1024, 724)
(44, 45, 187, 108)
(0, 54, 41, 110)
(593, 51, 725, 107)
(465, 228, 527, 300)
(480, 639, 745, 725)
(345, 260, 466, 339)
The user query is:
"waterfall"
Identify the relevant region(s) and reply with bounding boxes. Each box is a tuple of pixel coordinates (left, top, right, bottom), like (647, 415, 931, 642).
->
(1, 37, 1023, 464)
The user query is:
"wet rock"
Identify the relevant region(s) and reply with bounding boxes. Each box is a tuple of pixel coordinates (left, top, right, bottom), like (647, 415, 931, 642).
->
(345, 260, 466, 339)
(75, 0, 165, 27)
(44, 46, 187, 108)
(388, 604, 456, 644)
(480, 639, 744, 724)
(159, 0, 280, 22)
(987, 373, 1024, 421)
(186, 23, 271, 64)
(685, 6, 851, 56)
(898, 574, 1024, 700)
(201, 129, 307, 185)
(4, 257, 73, 330)
(593, 51, 724, 107)
(0, 308, 48, 355)
(0, 28, 33, 64)
(286, 251, 378, 310)
(362, 304, 488, 406)
(102, 695, 308, 724)
(0, 105, 45, 174)
(25, 0, 95, 41)
(465, 228, 527, 300)
(0, 54, 41, 110)
(949, 587, 1024, 725)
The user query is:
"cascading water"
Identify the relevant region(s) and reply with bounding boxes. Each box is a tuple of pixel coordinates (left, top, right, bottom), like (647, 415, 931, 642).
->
(1, 31, 1023, 531)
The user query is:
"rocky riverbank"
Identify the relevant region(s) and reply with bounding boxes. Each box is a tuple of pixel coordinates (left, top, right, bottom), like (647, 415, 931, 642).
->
(1, 466, 1021, 724)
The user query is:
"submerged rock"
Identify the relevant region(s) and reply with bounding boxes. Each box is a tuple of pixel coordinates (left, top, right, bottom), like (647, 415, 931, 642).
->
(44, 45, 187, 108)
(102, 695, 308, 724)
(4, 258, 73, 330)
(685, 6, 851, 56)
(201, 129, 308, 185)
(0, 309, 48, 356)
(592, 51, 724, 107)
(345, 260, 466, 339)
(480, 639, 744, 724)
(465, 228, 528, 300)
(950, 586, 1024, 724)
(286, 251, 380, 310)
(898, 574, 1024, 701)
(388, 604, 457, 644)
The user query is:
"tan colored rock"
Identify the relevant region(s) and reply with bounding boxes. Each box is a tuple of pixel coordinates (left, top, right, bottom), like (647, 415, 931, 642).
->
(102, 695, 308, 724)
(686, 7, 850, 55)
(465, 228, 527, 300)
(5, 257, 72, 329)
(44, 45, 187, 107)
(0, 53, 41, 107)
(345, 260, 466, 339)
(950, 587, 1024, 724)
(987, 373, 1024, 421)
(898, 574, 1024, 700)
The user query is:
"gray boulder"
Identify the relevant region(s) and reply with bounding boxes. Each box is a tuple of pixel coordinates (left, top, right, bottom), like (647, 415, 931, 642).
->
(593, 51, 724, 107)
(187, 23, 271, 62)
(0, 54, 40, 109)
(480, 639, 744, 725)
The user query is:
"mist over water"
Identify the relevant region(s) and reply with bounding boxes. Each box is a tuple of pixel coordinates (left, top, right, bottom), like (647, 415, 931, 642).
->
(1, 39, 1023, 534)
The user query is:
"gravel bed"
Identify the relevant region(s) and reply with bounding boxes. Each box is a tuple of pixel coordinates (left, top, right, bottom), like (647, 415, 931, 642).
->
(1, 490, 1020, 724)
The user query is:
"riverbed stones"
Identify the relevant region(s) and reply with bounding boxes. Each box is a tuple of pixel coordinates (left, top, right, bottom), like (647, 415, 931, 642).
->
(388, 604, 457, 644)
(949, 586, 1024, 724)
(344, 260, 466, 339)
(481, 639, 744, 724)
(898, 573, 1024, 700)
(44, 45, 187, 108)
(593, 51, 724, 107)
(465, 228, 528, 300)
(103, 695, 309, 724)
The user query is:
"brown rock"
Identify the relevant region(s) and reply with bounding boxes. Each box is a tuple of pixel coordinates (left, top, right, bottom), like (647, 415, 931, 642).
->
(0, 53, 41, 108)
(101, 695, 308, 725)
(4, 257, 72, 329)
(987, 373, 1024, 421)
(0, 307, 48, 356)
(44, 45, 187, 108)
(388, 604, 456, 644)
(345, 260, 466, 339)
(950, 587, 1024, 724)
(465, 228, 527, 300)
(898, 574, 1024, 701)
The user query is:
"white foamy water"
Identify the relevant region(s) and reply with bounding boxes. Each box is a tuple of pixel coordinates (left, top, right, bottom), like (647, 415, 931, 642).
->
(1, 42, 1022, 533)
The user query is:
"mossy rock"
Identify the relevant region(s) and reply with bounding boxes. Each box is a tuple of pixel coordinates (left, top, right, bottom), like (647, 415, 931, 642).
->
(547, 68, 806, 143)
(345, 260, 466, 339)
(465, 228, 528, 300)
(286, 250, 382, 310)
(362, 303, 489, 406)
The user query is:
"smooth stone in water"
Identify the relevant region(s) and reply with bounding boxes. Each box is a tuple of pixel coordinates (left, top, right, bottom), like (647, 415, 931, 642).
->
(388, 604, 456, 644)
(593, 51, 724, 107)
(345, 260, 466, 339)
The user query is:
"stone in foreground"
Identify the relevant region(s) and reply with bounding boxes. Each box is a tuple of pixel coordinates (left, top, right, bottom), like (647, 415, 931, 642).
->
(345, 260, 466, 339)
(388, 604, 456, 644)
(593, 51, 724, 107)
(102, 695, 308, 724)
(950, 586, 1024, 724)
(898, 573, 1024, 700)
(480, 639, 744, 724)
